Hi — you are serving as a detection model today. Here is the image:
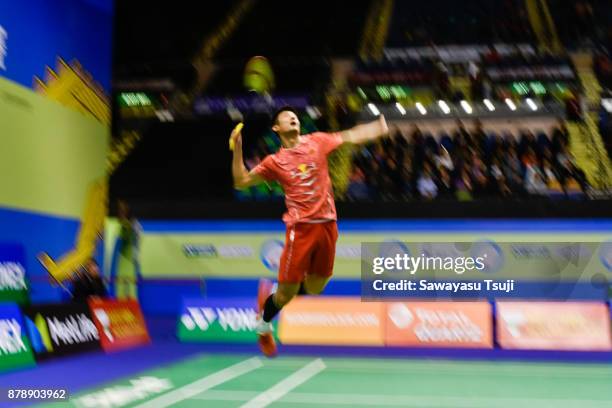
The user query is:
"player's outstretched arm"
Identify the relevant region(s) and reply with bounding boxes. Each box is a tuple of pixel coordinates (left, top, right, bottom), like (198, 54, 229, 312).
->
(231, 129, 264, 189)
(340, 114, 389, 145)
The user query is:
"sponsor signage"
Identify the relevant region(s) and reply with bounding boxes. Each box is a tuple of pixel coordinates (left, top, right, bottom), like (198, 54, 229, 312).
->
(0, 303, 35, 372)
(0, 243, 28, 304)
(384, 302, 493, 348)
(383, 44, 536, 63)
(182, 244, 254, 259)
(183, 244, 217, 258)
(142, 234, 611, 285)
(177, 298, 276, 343)
(278, 297, 385, 346)
(88, 298, 150, 352)
(0, 25, 6, 71)
(22, 303, 100, 360)
(496, 301, 612, 351)
(486, 65, 575, 81)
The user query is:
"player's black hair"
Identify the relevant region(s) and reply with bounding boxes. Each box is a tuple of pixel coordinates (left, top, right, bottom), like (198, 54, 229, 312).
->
(272, 106, 299, 126)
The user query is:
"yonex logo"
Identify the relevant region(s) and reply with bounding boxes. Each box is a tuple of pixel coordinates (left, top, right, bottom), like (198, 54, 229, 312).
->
(0, 261, 27, 290)
(260, 239, 284, 272)
(181, 307, 217, 331)
(181, 307, 257, 332)
(0, 318, 26, 355)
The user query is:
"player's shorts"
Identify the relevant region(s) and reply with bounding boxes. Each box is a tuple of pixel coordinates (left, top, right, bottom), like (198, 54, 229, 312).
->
(278, 221, 338, 284)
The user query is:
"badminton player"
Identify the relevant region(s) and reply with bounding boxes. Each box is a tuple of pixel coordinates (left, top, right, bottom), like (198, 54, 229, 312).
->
(231, 106, 388, 356)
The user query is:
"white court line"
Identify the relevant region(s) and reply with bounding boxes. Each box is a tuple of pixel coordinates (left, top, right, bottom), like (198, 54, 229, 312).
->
(194, 390, 612, 408)
(316, 358, 612, 374)
(254, 356, 612, 375)
(253, 359, 612, 379)
(132, 357, 262, 408)
(240, 358, 326, 408)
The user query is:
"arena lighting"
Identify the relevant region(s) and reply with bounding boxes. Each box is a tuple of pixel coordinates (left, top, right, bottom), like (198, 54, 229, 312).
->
(460, 100, 472, 114)
(395, 102, 406, 115)
(483, 99, 495, 111)
(525, 98, 538, 111)
(438, 100, 451, 114)
(120, 92, 151, 107)
(367, 103, 380, 116)
(505, 98, 517, 111)
(603, 98, 612, 113)
(415, 102, 427, 115)
(155, 109, 174, 122)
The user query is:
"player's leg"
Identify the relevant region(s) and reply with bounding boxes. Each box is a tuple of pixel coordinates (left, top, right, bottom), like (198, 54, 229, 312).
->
(256, 281, 299, 357)
(260, 224, 313, 320)
(273, 282, 301, 306)
(256, 224, 314, 357)
(302, 274, 331, 295)
(261, 281, 299, 321)
(303, 221, 338, 295)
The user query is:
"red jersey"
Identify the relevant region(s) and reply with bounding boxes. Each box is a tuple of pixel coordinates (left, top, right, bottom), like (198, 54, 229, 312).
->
(253, 132, 343, 225)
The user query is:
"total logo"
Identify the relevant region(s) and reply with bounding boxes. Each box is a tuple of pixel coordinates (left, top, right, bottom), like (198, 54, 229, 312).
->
(181, 307, 258, 332)
(260, 239, 284, 272)
(470, 240, 504, 273)
(599, 241, 612, 272)
(387, 303, 414, 329)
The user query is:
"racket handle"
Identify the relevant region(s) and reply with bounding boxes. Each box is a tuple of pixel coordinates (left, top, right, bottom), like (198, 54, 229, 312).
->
(229, 122, 244, 151)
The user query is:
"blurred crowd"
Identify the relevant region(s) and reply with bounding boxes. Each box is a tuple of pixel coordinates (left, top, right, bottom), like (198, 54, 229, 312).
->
(347, 120, 588, 202)
(389, 0, 534, 46)
(236, 116, 590, 203)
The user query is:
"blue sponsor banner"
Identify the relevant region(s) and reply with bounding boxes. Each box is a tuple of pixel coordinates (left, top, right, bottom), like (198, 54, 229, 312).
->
(0, 242, 29, 304)
(0, 303, 36, 372)
(0, 208, 80, 303)
(0, 0, 113, 92)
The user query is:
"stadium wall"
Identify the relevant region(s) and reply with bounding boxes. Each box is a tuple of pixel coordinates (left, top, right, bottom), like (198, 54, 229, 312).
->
(0, 0, 112, 302)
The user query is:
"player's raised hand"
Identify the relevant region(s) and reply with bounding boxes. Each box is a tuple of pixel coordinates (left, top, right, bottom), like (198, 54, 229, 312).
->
(229, 122, 244, 152)
(233, 132, 243, 153)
